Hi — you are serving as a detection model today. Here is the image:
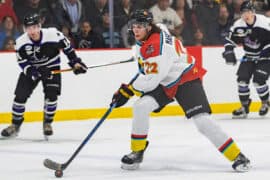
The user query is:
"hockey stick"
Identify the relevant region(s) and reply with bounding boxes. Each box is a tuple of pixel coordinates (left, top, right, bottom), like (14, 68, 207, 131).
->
(52, 57, 135, 74)
(43, 73, 139, 177)
(43, 104, 115, 175)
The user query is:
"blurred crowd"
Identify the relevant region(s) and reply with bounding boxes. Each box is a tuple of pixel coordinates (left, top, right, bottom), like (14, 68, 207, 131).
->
(1, 0, 270, 51)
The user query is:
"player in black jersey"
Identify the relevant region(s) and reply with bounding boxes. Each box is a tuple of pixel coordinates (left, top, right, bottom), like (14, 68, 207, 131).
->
(1, 13, 87, 138)
(222, 0, 270, 118)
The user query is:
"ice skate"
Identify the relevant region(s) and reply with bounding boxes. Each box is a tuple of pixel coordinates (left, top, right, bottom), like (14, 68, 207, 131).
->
(232, 152, 251, 172)
(232, 99, 251, 119)
(121, 141, 149, 170)
(43, 122, 53, 140)
(259, 101, 270, 116)
(1, 124, 20, 137)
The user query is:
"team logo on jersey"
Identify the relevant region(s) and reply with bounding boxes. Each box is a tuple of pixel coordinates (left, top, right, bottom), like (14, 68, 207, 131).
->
(244, 38, 260, 49)
(146, 45, 154, 55)
(236, 29, 244, 34)
(235, 28, 252, 37)
(25, 45, 32, 55)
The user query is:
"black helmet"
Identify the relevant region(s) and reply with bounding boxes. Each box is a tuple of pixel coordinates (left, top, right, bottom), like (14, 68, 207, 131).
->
(130, 9, 153, 24)
(240, 1, 254, 13)
(23, 13, 40, 27)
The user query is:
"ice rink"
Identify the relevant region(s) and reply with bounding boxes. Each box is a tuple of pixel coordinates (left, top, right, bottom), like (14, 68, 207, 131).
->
(0, 113, 270, 180)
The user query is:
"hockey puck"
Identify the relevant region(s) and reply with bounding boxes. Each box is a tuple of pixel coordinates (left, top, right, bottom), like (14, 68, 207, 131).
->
(55, 170, 63, 178)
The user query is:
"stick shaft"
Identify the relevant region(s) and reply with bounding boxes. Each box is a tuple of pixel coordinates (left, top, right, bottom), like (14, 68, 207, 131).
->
(43, 73, 139, 171)
(61, 74, 139, 168)
(63, 105, 115, 168)
(52, 57, 134, 74)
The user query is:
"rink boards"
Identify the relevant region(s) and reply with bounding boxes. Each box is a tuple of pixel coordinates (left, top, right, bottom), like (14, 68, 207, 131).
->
(0, 47, 262, 123)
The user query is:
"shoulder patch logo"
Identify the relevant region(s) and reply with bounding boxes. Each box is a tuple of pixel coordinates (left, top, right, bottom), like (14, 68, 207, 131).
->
(25, 45, 33, 55)
(25, 45, 32, 51)
(236, 29, 244, 34)
(146, 44, 155, 55)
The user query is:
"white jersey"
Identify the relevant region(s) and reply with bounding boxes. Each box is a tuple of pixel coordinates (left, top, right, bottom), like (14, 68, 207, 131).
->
(15, 27, 77, 74)
(132, 30, 195, 94)
(225, 14, 270, 60)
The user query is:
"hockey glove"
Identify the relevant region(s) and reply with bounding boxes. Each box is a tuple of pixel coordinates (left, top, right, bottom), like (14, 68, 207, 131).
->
(37, 66, 52, 80)
(111, 84, 134, 108)
(222, 50, 237, 65)
(68, 57, 87, 75)
(25, 66, 40, 81)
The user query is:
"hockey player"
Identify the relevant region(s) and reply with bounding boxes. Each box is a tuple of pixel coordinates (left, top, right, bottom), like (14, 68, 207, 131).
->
(222, 0, 270, 118)
(111, 9, 251, 172)
(1, 13, 87, 138)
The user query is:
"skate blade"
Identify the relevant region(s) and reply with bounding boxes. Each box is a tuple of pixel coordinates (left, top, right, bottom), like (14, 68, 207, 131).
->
(259, 112, 268, 116)
(232, 114, 248, 119)
(44, 135, 49, 141)
(121, 163, 140, 170)
(234, 163, 251, 172)
(0, 133, 18, 139)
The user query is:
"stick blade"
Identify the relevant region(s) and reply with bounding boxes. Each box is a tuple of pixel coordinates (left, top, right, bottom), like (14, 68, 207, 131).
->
(43, 158, 63, 170)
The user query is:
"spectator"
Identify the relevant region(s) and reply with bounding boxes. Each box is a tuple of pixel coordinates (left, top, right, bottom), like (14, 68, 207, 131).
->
(1, 0, 12, 6)
(1, 37, 15, 50)
(60, 0, 85, 33)
(61, 24, 76, 47)
(114, 0, 134, 29)
(14, 0, 51, 25)
(0, 16, 20, 49)
(120, 23, 135, 47)
(84, 0, 108, 28)
(265, 9, 270, 17)
(253, 0, 268, 14)
(233, 0, 244, 20)
(222, 0, 234, 22)
(130, 0, 157, 9)
(94, 11, 124, 48)
(172, 0, 196, 45)
(45, 0, 67, 29)
(216, 4, 233, 45)
(150, 0, 183, 36)
(39, 8, 55, 28)
(74, 20, 105, 48)
(193, 28, 206, 46)
(194, 0, 220, 45)
(264, 0, 270, 10)
(0, 0, 18, 25)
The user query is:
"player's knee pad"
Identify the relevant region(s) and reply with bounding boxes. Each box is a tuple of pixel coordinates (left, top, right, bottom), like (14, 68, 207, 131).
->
(253, 69, 269, 85)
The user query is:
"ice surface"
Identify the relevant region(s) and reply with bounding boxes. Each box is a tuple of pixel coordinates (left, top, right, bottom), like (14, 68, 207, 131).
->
(0, 113, 270, 180)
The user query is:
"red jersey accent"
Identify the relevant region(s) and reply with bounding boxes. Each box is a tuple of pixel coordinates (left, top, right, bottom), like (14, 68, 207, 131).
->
(163, 58, 207, 99)
(140, 33, 161, 60)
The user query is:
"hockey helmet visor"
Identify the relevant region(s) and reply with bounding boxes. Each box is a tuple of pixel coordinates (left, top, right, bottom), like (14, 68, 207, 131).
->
(23, 13, 40, 27)
(128, 9, 153, 32)
(240, 1, 255, 13)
